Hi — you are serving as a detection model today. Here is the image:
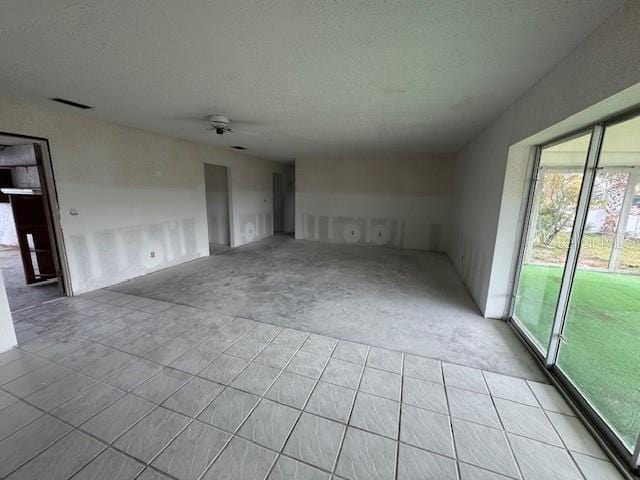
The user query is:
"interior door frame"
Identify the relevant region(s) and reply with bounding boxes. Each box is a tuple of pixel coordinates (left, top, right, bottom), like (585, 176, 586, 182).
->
(0, 132, 71, 296)
(273, 172, 284, 234)
(203, 162, 231, 250)
(507, 111, 640, 474)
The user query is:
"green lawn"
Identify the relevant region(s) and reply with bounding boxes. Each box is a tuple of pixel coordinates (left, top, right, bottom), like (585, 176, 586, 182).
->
(515, 265, 640, 449)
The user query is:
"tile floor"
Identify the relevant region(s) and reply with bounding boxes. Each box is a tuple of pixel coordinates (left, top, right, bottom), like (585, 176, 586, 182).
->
(0, 290, 626, 480)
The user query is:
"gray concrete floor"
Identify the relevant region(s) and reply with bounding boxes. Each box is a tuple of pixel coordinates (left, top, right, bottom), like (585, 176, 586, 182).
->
(0, 247, 60, 311)
(111, 237, 545, 381)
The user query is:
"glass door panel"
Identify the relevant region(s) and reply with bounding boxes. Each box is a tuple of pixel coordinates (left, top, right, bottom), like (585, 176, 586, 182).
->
(619, 179, 640, 271)
(513, 133, 592, 352)
(558, 115, 640, 450)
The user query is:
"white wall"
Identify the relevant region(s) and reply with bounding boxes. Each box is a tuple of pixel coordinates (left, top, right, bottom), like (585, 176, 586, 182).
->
(0, 94, 283, 295)
(0, 205, 18, 246)
(228, 155, 283, 246)
(296, 155, 454, 251)
(450, 2, 640, 317)
(0, 270, 16, 352)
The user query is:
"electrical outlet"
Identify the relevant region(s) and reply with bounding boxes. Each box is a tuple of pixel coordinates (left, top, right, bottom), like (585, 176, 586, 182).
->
(150, 251, 155, 258)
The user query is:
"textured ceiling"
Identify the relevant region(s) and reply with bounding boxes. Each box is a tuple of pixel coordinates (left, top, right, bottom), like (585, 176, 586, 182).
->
(0, 0, 623, 161)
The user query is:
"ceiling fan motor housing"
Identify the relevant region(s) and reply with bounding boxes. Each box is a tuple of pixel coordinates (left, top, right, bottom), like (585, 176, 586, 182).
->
(208, 115, 232, 134)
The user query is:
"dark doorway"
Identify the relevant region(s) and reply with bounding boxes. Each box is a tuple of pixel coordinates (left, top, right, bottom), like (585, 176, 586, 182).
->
(204, 164, 230, 254)
(0, 136, 66, 311)
(273, 172, 284, 234)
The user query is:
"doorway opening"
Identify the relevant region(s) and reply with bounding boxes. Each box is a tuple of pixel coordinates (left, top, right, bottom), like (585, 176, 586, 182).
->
(273, 172, 284, 234)
(204, 163, 230, 254)
(0, 134, 68, 311)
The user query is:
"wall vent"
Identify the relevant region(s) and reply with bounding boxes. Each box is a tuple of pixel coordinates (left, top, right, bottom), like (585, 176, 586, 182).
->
(50, 97, 94, 110)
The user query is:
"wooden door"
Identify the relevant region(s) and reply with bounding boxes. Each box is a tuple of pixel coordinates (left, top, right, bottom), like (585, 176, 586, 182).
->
(9, 193, 57, 284)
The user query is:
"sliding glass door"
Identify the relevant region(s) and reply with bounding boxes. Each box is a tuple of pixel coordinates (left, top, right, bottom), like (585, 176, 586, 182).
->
(557, 115, 640, 451)
(513, 133, 592, 353)
(512, 112, 640, 467)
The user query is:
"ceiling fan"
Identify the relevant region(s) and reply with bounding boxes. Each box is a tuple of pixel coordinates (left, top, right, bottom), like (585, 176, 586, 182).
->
(206, 114, 264, 137)
(206, 115, 232, 135)
(204, 114, 317, 149)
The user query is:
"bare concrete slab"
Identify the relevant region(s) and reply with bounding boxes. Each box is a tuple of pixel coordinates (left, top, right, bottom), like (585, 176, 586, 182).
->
(111, 237, 544, 381)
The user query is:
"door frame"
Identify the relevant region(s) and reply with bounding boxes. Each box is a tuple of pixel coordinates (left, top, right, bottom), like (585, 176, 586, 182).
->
(203, 162, 231, 250)
(273, 172, 284, 234)
(0, 132, 71, 296)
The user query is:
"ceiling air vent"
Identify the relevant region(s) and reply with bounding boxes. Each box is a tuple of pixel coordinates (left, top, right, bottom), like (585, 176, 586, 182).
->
(231, 146, 248, 150)
(50, 97, 94, 110)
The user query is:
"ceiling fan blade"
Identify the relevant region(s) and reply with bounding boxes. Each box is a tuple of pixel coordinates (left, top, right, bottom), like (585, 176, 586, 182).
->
(232, 128, 265, 138)
(252, 125, 320, 145)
